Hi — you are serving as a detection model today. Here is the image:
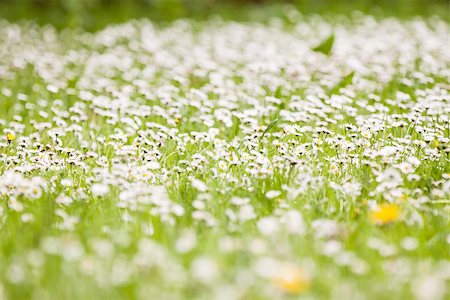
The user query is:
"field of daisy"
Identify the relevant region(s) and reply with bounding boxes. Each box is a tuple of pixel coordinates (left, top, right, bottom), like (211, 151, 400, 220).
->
(0, 1, 449, 299)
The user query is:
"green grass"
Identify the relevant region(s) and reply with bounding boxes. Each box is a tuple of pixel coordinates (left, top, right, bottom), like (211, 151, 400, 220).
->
(1, 0, 449, 31)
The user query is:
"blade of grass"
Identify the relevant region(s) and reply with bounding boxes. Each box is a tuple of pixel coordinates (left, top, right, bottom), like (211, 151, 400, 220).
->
(259, 118, 280, 143)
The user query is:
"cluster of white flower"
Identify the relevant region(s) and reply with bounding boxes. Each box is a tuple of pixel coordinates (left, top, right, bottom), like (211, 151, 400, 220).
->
(0, 13, 448, 299)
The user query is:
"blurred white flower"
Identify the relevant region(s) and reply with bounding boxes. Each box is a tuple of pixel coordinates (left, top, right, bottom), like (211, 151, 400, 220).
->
(92, 183, 109, 197)
(257, 217, 279, 236)
(191, 256, 218, 284)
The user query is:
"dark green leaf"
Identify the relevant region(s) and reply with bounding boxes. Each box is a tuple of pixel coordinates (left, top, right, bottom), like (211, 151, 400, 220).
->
(330, 71, 355, 94)
(312, 34, 335, 55)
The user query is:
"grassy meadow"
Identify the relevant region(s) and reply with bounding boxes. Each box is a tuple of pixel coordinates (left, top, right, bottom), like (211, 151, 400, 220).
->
(0, 1, 449, 299)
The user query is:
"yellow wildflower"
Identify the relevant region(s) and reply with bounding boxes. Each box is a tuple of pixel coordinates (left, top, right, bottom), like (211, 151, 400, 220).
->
(433, 139, 439, 148)
(6, 132, 15, 143)
(369, 203, 401, 225)
(272, 264, 310, 294)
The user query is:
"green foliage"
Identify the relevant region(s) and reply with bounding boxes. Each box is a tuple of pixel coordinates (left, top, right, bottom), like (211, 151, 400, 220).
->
(330, 71, 355, 94)
(0, 0, 448, 30)
(312, 34, 335, 55)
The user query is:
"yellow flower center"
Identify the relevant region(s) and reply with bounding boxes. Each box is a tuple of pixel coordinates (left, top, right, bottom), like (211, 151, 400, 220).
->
(399, 194, 408, 202)
(433, 140, 439, 148)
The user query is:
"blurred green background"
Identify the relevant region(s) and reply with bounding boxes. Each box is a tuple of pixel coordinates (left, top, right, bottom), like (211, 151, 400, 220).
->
(0, 0, 449, 30)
